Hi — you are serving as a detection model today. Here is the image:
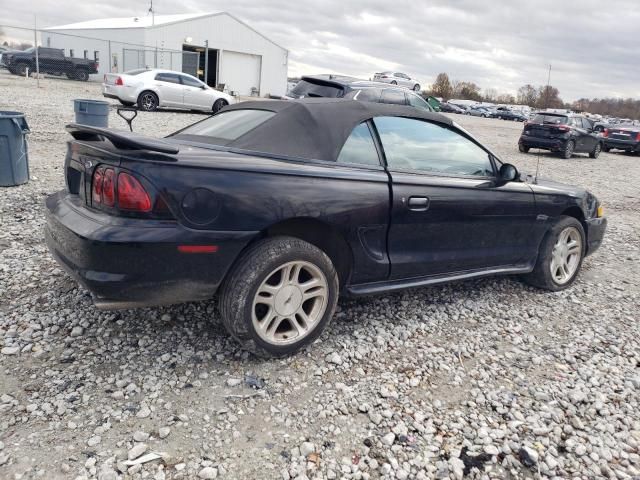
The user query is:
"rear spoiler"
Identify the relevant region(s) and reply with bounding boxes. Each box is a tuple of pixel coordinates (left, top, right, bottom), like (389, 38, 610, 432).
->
(66, 123, 180, 155)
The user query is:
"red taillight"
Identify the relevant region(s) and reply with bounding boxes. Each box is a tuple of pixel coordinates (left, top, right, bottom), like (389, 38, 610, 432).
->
(603, 128, 608, 138)
(102, 169, 116, 207)
(92, 167, 104, 203)
(115, 76, 123, 86)
(117, 172, 151, 212)
(636, 132, 640, 141)
(556, 125, 570, 132)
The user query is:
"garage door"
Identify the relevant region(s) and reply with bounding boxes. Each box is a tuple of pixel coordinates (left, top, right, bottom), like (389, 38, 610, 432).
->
(221, 51, 261, 96)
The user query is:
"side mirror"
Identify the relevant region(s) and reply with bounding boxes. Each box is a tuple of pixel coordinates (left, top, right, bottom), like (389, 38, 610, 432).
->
(201, 84, 207, 90)
(499, 163, 519, 183)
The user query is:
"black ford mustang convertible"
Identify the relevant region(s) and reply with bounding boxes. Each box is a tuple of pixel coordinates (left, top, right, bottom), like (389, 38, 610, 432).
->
(45, 99, 607, 357)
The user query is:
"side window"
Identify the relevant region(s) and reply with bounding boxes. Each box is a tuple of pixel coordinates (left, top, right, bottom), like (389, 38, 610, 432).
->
(355, 89, 381, 103)
(337, 123, 381, 167)
(581, 117, 592, 129)
(373, 116, 494, 177)
(407, 94, 432, 111)
(381, 89, 407, 106)
(180, 75, 203, 87)
(155, 73, 181, 84)
(569, 117, 580, 128)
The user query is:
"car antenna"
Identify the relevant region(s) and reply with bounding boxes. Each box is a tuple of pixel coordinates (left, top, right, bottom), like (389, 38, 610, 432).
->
(534, 63, 552, 185)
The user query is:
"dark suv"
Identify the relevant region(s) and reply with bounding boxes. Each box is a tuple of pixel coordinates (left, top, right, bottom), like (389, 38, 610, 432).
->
(519, 112, 603, 159)
(285, 75, 435, 112)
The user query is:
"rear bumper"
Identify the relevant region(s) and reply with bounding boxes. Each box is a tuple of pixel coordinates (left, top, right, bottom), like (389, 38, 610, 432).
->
(45, 191, 258, 308)
(519, 135, 567, 151)
(585, 217, 607, 256)
(102, 85, 138, 103)
(604, 139, 640, 152)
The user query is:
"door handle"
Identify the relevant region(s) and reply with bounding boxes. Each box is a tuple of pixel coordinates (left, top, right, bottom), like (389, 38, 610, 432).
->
(407, 196, 429, 211)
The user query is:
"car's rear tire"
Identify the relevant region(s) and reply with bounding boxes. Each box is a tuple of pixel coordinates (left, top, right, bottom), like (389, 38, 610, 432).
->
(413, 84, 420, 92)
(75, 69, 89, 81)
(391, 80, 397, 85)
(521, 216, 585, 291)
(137, 91, 159, 111)
(603, 145, 611, 152)
(519, 143, 530, 153)
(589, 142, 602, 159)
(212, 98, 227, 114)
(219, 236, 339, 358)
(560, 140, 575, 159)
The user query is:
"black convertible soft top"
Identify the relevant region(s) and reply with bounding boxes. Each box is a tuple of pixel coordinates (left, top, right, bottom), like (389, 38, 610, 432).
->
(216, 99, 453, 162)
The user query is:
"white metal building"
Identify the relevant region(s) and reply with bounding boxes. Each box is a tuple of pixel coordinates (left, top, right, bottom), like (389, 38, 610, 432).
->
(42, 12, 289, 97)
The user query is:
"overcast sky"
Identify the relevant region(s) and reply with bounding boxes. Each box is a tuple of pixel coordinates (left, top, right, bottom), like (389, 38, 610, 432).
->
(5, 0, 640, 101)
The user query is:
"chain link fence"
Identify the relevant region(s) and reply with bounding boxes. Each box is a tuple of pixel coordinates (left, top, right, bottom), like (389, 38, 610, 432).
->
(0, 24, 199, 84)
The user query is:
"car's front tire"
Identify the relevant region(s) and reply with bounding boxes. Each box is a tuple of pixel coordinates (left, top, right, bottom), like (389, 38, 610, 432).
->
(15, 63, 28, 76)
(391, 80, 397, 85)
(137, 91, 159, 111)
(560, 140, 575, 159)
(522, 216, 585, 291)
(219, 236, 339, 358)
(589, 142, 602, 159)
(212, 98, 227, 114)
(519, 143, 530, 153)
(413, 84, 420, 92)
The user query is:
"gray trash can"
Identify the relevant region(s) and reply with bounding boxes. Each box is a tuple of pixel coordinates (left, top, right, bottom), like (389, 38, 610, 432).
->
(0, 111, 30, 187)
(73, 99, 110, 128)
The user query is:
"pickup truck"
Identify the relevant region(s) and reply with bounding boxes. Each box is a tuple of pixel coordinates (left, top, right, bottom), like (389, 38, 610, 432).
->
(5, 47, 98, 81)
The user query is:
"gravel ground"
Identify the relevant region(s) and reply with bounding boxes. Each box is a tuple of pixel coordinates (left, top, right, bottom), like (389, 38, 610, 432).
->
(1, 71, 639, 480)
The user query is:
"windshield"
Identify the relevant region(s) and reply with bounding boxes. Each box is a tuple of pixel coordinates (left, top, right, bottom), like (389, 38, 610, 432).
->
(290, 79, 344, 98)
(171, 109, 276, 146)
(532, 114, 568, 125)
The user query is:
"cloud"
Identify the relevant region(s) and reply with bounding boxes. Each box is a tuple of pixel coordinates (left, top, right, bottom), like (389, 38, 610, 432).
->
(5, 0, 640, 100)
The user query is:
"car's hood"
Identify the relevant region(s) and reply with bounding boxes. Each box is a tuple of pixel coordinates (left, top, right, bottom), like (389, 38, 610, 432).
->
(524, 175, 588, 198)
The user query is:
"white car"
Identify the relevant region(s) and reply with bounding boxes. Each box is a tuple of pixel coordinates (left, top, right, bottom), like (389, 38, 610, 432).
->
(372, 72, 421, 92)
(103, 69, 233, 113)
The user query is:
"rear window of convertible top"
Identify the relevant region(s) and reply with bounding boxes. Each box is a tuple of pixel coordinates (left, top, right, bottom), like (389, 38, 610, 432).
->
(171, 109, 275, 146)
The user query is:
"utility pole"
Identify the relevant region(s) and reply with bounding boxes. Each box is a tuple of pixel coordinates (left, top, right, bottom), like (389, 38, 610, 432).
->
(204, 40, 209, 85)
(33, 15, 40, 87)
(149, 0, 155, 26)
(544, 64, 552, 109)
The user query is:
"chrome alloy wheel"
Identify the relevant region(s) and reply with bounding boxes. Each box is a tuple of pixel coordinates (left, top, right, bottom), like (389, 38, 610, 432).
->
(550, 226, 582, 284)
(252, 261, 328, 345)
(141, 93, 157, 110)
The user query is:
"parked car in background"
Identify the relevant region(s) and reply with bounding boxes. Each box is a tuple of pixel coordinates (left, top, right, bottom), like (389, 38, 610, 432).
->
(103, 69, 233, 113)
(4, 47, 98, 81)
(603, 124, 640, 154)
(372, 71, 421, 91)
(439, 102, 466, 114)
(519, 112, 603, 158)
(468, 106, 492, 118)
(495, 108, 528, 122)
(284, 75, 433, 111)
(45, 99, 606, 357)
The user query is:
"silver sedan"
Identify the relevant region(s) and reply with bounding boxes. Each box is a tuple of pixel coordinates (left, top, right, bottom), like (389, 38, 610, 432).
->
(372, 72, 421, 92)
